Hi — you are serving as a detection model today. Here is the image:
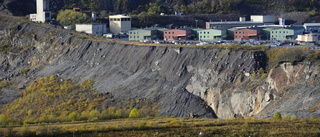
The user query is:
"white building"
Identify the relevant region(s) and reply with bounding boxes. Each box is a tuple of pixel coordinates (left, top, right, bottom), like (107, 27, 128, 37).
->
(250, 15, 275, 23)
(75, 24, 107, 35)
(30, 0, 51, 23)
(109, 15, 131, 34)
(296, 34, 319, 43)
(304, 23, 320, 32)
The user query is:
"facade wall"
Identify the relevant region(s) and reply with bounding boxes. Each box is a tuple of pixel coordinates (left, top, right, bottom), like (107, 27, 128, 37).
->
(262, 28, 274, 40)
(75, 24, 107, 35)
(164, 29, 191, 40)
(129, 29, 156, 41)
(251, 15, 275, 23)
(31, 0, 51, 23)
(234, 29, 261, 40)
(296, 34, 318, 42)
(270, 28, 304, 41)
(198, 29, 226, 41)
(109, 15, 131, 34)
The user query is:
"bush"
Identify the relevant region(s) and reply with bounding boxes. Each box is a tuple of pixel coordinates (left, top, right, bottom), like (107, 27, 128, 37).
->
(129, 108, 141, 118)
(306, 51, 320, 61)
(273, 112, 282, 120)
(20, 67, 30, 75)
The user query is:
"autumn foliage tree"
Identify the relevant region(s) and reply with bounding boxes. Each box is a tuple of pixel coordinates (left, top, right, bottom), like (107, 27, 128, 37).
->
(56, 9, 90, 27)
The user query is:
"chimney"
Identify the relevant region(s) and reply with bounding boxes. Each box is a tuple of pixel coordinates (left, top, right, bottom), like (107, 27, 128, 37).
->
(239, 17, 246, 22)
(279, 18, 285, 26)
(92, 12, 97, 21)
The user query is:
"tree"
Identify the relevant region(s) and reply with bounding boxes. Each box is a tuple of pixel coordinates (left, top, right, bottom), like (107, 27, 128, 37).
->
(56, 9, 90, 27)
(129, 108, 140, 118)
(273, 112, 282, 120)
(68, 112, 78, 122)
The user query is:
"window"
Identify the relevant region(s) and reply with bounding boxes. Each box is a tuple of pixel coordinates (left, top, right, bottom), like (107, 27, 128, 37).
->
(168, 32, 171, 34)
(207, 32, 209, 34)
(137, 36, 139, 38)
(168, 36, 170, 38)
(172, 32, 174, 34)
(165, 32, 167, 34)
(200, 32, 202, 34)
(204, 32, 206, 34)
(200, 36, 202, 38)
(130, 36, 132, 38)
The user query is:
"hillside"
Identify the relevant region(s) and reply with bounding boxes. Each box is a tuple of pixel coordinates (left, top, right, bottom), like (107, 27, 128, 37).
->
(1, 0, 320, 16)
(0, 14, 319, 121)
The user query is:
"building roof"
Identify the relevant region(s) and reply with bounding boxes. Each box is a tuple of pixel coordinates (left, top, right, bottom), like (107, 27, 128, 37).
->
(75, 23, 106, 25)
(164, 28, 192, 31)
(109, 14, 131, 18)
(235, 27, 263, 31)
(272, 26, 304, 30)
(206, 21, 267, 25)
(200, 28, 227, 31)
(304, 23, 320, 26)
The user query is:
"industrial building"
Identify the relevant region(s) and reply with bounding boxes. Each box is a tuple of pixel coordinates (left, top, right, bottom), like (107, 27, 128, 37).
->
(75, 24, 107, 35)
(206, 15, 275, 29)
(30, 0, 51, 23)
(269, 27, 304, 41)
(198, 28, 227, 41)
(109, 15, 131, 34)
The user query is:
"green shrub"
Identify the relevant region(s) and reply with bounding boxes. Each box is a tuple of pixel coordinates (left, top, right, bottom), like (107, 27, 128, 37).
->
(273, 112, 282, 120)
(0, 114, 8, 125)
(68, 112, 78, 122)
(129, 108, 141, 118)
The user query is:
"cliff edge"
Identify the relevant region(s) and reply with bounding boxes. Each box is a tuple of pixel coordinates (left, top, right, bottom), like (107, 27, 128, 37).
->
(0, 14, 319, 119)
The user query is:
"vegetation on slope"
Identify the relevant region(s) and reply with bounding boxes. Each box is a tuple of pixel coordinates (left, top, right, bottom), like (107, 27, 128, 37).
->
(267, 48, 320, 68)
(0, 117, 319, 136)
(0, 76, 159, 125)
(3, 0, 320, 16)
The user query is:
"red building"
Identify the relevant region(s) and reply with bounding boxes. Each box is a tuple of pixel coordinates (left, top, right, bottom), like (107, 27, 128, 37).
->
(234, 28, 262, 40)
(164, 28, 192, 40)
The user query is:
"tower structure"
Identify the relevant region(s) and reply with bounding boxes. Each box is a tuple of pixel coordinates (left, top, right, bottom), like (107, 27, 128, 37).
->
(30, 0, 51, 23)
(109, 15, 131, 34)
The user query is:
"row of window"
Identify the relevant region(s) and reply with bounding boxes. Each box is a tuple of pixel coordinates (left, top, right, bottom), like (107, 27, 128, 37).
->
(200, 36, 213, 38)
(199, 31, 210, 34)
(129, 32, 138, 34)
(110, 18, 131, 21)
(129, 36, 140, 38)
(235, 32, 246, 34)
(271, 31, 289, 33)
(164, 36, 175, 38)
(235, 36, 245, 38)
(164, 32, 175, 34)
(271, 35, 287, 38)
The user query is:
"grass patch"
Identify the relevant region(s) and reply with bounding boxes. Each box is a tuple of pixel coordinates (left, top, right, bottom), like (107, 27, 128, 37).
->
(0, 117, 319, 137)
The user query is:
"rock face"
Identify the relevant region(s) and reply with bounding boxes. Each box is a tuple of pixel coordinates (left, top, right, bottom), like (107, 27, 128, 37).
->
(0, 14, 319, 119)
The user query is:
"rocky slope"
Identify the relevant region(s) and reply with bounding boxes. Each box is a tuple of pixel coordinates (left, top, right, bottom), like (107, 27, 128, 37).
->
(0, 14, 319, 119)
